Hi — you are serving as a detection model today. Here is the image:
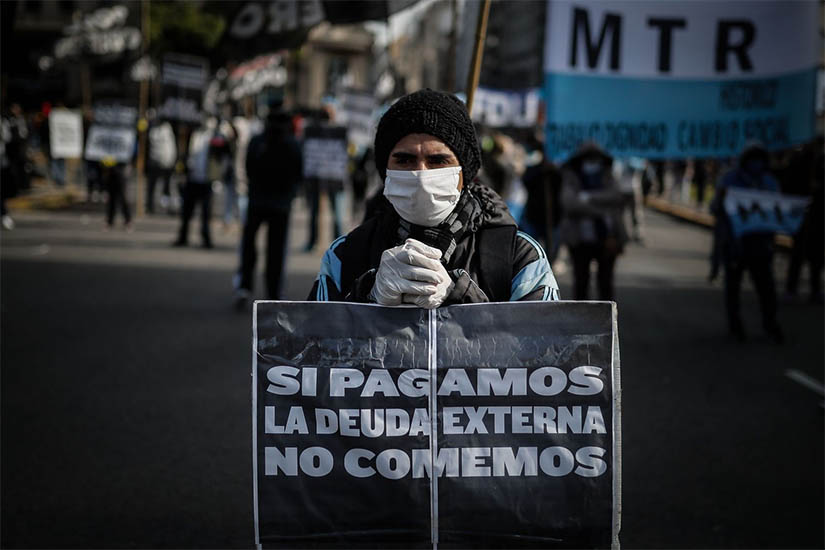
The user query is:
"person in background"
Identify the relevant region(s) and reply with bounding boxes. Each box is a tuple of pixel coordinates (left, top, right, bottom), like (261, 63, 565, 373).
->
(710, 143, 783, 343)
(101, 157, 132, 231)
(1, 103, 29, 229)
(5, 104, 29, 193)
(174, 117, 214, 248)
(307, 89, 559, 306)
(234, 110, 302, 309)
(559, 143, 628, 301)
(692, 158, 709, 208)
(1, 114, 17, 230)
(232, 100, 264, 224)
(303, 106, 345, 251)
(211, 104, 239, 230)
(781, 138, 824, 304)
(520, 135, 563, 262)
(146, 112, 177, 214)
(46, 102, 66, 187)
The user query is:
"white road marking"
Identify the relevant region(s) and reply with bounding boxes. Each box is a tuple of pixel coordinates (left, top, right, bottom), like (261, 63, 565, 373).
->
(785, 369, 825, 396)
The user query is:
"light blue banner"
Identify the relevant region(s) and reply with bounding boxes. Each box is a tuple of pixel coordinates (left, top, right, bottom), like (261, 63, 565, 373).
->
(543, 69, 817, 161)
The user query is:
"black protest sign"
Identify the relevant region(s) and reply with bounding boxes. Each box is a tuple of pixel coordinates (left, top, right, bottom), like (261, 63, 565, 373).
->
(159, 54, 209, 124)
(302, 125, 349, 189)
(253, 302, 621, 549)
(217, 1, 419, 61)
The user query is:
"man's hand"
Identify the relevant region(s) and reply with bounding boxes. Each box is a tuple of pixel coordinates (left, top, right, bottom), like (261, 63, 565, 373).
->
(402, 258, 453, 309)
(369, 239, 445, 306)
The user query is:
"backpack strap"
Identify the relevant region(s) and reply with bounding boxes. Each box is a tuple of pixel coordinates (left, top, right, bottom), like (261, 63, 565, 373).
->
(476, 225, 517, 301)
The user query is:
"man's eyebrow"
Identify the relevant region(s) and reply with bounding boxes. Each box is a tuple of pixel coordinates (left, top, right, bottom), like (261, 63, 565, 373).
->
(391, 151, 417, 158)
(426, 153, 454, 160)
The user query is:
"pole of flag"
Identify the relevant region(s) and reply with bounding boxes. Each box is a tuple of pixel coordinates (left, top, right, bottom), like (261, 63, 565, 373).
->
(464, 0, 491, 116)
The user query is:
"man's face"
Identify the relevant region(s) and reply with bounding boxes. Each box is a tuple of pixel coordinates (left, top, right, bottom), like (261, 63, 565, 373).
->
(388, 133, 463, 189)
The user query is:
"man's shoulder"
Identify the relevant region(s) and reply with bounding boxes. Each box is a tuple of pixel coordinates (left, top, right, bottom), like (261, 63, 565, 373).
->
(335, 215, 383, 254)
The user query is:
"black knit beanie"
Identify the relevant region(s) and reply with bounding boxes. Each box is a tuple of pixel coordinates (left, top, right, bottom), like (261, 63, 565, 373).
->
(374, 89, 481, 182)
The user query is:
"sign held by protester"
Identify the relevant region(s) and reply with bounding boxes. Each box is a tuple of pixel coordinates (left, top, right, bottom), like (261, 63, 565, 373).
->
(723, 188, 810, 237)
(472, 86, 541, 128)
(302, 125, 349, 184)
(84, 125, 136, 163)
(48, 109, 84, 159)
(93, 103, 138, 127)
(159, 54, 209, 124)
(253, 301, 622, 549)
(543, 1, 819, 160)
(337, 89, 376, 149)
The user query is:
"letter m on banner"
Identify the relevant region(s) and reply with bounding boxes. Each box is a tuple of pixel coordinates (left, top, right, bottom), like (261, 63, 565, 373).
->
(569, 7, 622, 70)
(252, 301, 622, 548)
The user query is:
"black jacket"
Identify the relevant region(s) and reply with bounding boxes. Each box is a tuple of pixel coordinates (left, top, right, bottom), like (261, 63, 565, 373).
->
(308, 183, 559, 304)
(246, 129, 302, 214)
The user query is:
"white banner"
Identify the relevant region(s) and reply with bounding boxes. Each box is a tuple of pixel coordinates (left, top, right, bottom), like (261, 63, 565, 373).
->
(544, 1, 819, 80)
(48, 110, 84, 159)
(471, 87, 541, 128)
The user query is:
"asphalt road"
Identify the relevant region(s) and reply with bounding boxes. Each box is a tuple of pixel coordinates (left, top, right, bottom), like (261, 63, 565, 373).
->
(1, 200, 822, 548)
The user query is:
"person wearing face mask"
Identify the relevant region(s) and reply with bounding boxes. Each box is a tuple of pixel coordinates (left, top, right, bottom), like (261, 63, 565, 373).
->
(307, 89, 559, 307)
(559, 143, 628, 301)
(710, 143, 783, 343)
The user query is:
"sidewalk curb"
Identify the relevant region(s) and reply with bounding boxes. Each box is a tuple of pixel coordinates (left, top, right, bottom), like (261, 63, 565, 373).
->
(7, 185, 84, 211)
(645, 196, 793, 249)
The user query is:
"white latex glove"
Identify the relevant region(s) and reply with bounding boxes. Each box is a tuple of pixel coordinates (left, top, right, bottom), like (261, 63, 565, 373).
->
(402, 258, 452, 309)
(369, 239, 445, 306)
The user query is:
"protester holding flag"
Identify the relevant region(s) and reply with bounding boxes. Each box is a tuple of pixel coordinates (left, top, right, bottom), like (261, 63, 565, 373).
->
(710, 143, 783, 343)
(559, 143, 628, 301)
(308, 89, 559, 306)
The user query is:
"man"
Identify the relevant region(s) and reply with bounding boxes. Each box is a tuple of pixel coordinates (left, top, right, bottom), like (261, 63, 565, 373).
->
(559, 143, 628, 301)
(710, 143, 783, 342)
(234, 110, 302, 309)
(174, 117, 214, 249)
(308, 89, 558, 307)
(146, 115, 177, 214)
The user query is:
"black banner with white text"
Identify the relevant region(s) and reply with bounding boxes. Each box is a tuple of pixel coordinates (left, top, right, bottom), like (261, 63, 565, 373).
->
(253, 301, 621, 549)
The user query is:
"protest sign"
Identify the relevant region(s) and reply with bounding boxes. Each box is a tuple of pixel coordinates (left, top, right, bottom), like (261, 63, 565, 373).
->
(337, 89, 376, 149)
(159, 54, 209, 124)
(302, 125, 349, 189)
(253, 301, 621, 549)
(219, 1, 417, 56)
(48, 109, 84, 159)
(543, 1, 819, 160)
(723, 188, 810, 238)
(84, 125, 136, 163)
(471, 86, 541, 128)
(93, 103, 138, 127)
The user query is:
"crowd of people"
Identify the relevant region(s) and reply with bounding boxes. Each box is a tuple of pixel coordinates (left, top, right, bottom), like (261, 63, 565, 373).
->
(2, 91, 822, 343)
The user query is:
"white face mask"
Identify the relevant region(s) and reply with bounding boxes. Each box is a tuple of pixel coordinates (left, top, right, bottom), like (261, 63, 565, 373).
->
(383, 166, 462, 227)
(581, 160, 602, 175)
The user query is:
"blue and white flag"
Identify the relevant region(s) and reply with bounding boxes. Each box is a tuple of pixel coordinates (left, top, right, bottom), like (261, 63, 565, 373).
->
(543, 1, 819, 161)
